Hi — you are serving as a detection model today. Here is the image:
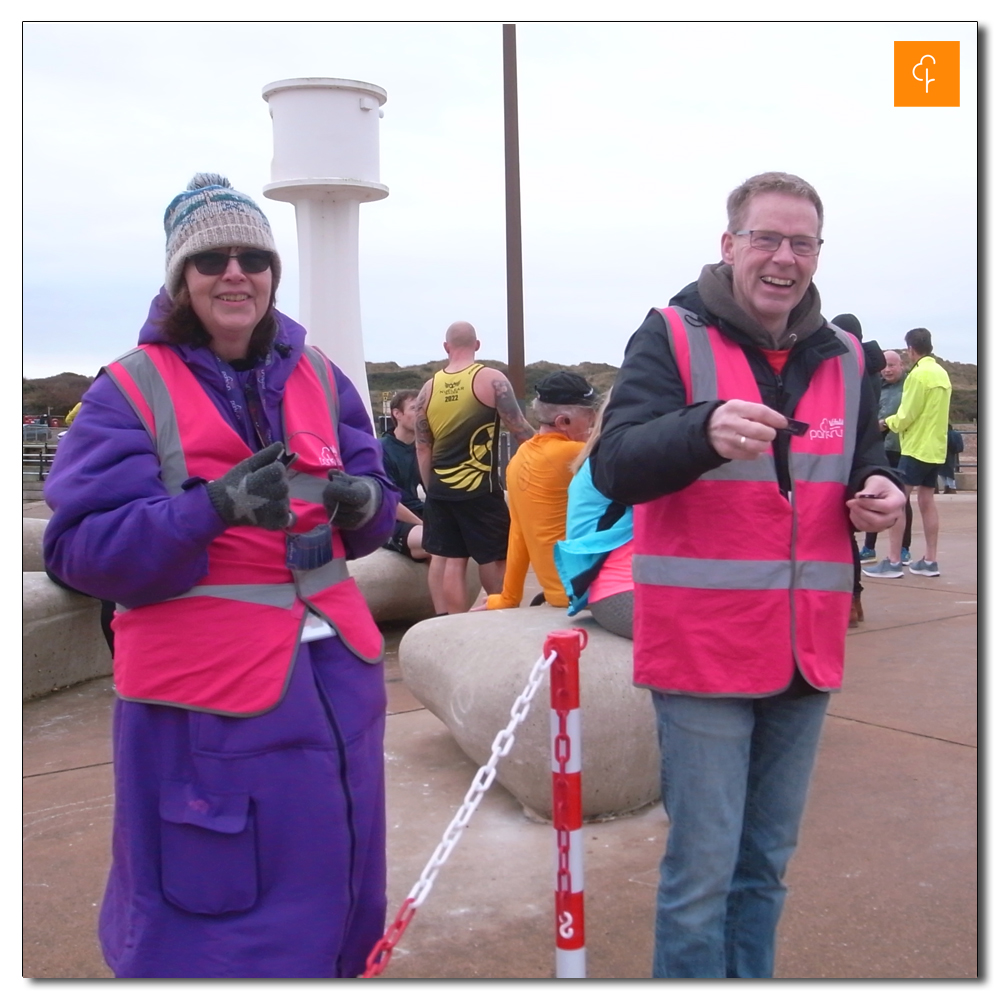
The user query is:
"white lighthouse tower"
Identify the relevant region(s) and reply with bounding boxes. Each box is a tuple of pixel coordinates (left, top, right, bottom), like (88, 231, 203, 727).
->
(261, 78, 388, 405)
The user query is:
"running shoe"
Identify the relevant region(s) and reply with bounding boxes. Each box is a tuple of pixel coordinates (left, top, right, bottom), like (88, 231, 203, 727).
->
(909, 558, 940, 577)
(862, 558, 904, 579)
(900, 547, 911, 565)
(858, 546, 878, 563)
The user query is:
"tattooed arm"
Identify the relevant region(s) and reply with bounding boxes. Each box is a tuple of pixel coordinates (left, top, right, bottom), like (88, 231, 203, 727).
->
(474, 366, 534, 444)
(414, 379, 434, 488)
(494, 378, 535, 443)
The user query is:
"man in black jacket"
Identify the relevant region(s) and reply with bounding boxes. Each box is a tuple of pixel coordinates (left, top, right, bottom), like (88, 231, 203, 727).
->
(591, 172, 904, 978)
(829, 312, 887, 626)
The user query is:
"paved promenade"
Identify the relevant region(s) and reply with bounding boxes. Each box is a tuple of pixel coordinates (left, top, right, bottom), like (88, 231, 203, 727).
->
(23, 495, 977, 979)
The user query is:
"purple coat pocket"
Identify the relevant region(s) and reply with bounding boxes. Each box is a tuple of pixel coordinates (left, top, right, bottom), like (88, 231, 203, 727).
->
(159, 781, 257, 915)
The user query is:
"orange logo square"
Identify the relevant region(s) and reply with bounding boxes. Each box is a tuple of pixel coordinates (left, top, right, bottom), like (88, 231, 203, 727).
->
(894, 41, 960, 107)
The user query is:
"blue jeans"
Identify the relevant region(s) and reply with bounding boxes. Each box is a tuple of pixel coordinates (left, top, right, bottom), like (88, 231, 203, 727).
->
(651, 683, 830, 978)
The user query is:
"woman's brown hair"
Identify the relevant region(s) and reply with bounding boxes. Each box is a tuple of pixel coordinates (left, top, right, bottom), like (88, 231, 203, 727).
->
(158, 282, 279, 361)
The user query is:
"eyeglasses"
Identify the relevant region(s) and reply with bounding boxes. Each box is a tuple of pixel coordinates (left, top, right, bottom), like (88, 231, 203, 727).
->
(734, 231, 824, 256)
(189, 250, 274, 276)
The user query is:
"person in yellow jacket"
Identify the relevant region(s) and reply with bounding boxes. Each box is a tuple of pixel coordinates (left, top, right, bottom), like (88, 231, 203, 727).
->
(864, 327, 952, 578)
(481, 372, 599, 609)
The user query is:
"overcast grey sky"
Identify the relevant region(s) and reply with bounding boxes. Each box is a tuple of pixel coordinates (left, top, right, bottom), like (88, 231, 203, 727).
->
(22, 19, 979, 379)
(10, 11, 993, 975)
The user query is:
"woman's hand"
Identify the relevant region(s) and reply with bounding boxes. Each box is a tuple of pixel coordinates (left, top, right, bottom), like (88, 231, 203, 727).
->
(206, 442, 291, 530)
(323, 470, 382, 530)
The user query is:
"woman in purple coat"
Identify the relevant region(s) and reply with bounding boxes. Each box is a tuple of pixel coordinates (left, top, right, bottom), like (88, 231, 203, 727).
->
(43, 174, 400, 978)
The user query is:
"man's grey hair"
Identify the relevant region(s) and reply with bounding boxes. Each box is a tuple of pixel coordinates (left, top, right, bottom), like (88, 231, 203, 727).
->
(726, 171, 825, 236)
(531, 399, 598, 427)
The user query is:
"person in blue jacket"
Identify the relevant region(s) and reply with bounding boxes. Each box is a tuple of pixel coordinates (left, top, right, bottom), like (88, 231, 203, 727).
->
(555, 399, 635, 639)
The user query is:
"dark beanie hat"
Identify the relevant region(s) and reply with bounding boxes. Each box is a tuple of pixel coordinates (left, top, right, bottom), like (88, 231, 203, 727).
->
(535, 371, 597, 406)
(831, 313, 863, 341)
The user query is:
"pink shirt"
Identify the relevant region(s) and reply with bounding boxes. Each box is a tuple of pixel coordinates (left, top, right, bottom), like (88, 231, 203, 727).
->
(589, 541, 634, 604)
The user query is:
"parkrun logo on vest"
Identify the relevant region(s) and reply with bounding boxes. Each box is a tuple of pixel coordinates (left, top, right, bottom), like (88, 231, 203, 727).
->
(809, 417, 844, 441)
(318, 446, 339, 467)
(894, 41, 960, 107)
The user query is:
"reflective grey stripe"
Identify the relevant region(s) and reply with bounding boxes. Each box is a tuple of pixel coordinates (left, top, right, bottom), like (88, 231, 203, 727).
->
(168, 583, 298, 608)
(296, 557, 350, 596)
(160, 557, 350, 606)
(287, 471, 330, 504)
(664, 309, 719, 402)
(109, 349, 190, 495)
(103, 361, 156, 447)
(795, 561, 853, 592)
(685, 314, 720, 403)
(634, 554, 851, 592)
(701, 454, 778, 482)
(634, 554, 791, 590)
(792, 452, 852, 484)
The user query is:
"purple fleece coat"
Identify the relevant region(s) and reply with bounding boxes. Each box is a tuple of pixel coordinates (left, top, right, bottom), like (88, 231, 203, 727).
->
(43, 291, 399, 978)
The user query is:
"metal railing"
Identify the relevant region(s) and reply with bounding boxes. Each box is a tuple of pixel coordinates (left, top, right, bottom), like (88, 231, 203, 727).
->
(23, 444, 57, 482)
(496, 430, 514, 490)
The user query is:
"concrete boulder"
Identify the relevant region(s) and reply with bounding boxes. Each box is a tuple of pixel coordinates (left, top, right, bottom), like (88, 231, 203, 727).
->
(23, 572, 111, 700)
(399, 605, 660, 820)
(347, 547, 481, 621)
(23, 520, 112, 699)
(23, 518, 47, 572)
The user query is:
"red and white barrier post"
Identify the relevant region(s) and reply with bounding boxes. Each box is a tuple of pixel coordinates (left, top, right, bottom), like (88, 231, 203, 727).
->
(546, 628, 588, 979)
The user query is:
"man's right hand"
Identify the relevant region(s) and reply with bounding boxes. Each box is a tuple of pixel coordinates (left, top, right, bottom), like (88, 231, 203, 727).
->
(707, 400, 788, 460)
(206, 442, 291, 531)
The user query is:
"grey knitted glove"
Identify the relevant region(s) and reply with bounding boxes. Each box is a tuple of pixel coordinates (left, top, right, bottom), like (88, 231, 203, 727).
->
(206, 442, 290, 531)
(323, 470, 382, 530)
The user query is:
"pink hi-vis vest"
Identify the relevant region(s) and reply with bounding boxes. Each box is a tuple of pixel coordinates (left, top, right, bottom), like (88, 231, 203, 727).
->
(104, 343, 384, 716)
(632, 308, 864, 696)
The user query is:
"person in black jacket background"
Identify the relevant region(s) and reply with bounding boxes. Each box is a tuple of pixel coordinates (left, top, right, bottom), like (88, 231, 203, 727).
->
(829, 313, 886, 626)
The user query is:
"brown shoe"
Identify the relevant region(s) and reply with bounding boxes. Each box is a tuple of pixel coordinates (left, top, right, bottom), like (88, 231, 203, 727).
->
(849, 595, 864, 628)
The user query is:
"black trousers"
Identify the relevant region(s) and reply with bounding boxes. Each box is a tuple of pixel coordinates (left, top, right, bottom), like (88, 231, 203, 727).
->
(863, 450, 912, 552)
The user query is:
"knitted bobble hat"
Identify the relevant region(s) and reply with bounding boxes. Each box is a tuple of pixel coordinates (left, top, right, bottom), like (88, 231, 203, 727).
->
(163, 172, 281, 297)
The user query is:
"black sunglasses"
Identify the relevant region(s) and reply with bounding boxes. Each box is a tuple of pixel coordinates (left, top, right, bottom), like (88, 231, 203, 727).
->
(189, 250, 274, 276)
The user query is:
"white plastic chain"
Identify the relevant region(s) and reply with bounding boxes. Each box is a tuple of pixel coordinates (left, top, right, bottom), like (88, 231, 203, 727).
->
(407, 648, 558, 908)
